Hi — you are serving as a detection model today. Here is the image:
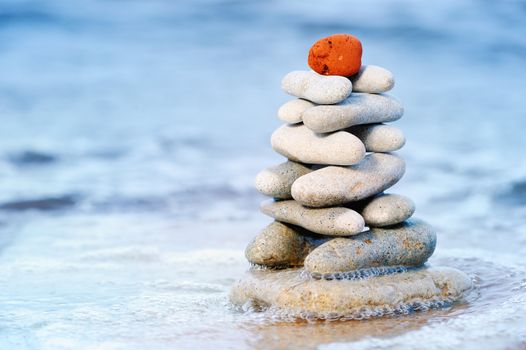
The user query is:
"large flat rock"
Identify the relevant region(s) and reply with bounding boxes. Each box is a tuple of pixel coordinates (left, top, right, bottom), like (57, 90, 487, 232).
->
(230, 266, 472, 320)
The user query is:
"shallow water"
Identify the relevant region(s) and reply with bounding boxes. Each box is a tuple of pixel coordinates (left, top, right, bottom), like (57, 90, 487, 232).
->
(0, 0, 525, 349)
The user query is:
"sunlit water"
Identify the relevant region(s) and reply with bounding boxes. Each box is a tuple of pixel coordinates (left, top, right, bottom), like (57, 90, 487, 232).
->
(0, 0, 525, 349)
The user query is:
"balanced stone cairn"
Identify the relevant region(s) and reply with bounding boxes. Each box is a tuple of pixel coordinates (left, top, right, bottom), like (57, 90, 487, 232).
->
(230, 34, 472, 319)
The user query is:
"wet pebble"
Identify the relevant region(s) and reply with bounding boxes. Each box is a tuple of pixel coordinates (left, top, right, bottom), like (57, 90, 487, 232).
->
(304, 219, 436, 274)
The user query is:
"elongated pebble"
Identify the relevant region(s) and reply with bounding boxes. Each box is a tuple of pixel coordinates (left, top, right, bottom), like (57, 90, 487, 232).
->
(304, 219, 436, 274)
(271, 124, 365, 166)
(291, 153, 405, 207)
(303, 93, 404, 133)
(348, 123, 405, 152)
(261, 199, 364, 236)
(351, 65, 395, 93)
(255, 161, 312, 199)
(281, 71, 352, 105)
(277, 99, 315, 124)
(245, 221, 329, 268)
(359, 193, 415, 227)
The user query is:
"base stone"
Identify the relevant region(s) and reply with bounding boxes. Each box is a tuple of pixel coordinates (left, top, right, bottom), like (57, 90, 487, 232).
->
(230, 266, 472, 320)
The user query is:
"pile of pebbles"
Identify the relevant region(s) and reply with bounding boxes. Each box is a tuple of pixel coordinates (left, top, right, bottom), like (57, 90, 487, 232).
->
(230, 39, 472, 319)
(249, 66, 434, 278)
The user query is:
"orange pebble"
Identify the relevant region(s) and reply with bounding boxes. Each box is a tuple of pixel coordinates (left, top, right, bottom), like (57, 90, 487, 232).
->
(308, 34, 363, 77)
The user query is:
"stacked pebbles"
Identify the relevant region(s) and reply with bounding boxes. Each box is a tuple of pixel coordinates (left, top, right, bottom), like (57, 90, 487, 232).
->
(230, 35, 472, 319)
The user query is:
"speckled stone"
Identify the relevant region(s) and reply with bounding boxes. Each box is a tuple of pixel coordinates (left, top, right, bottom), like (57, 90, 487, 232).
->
(303, 93, 404, 133)
(260, 199, 364, 236)
(245, 221, 329, 268)
(277, 99, 315, 124)
(291, 153, 405, 207)
(271, 124, 366, 166)
(359, 193, 415, 227)
(229, 266, 472, 319)
(255, 161, 312, 199)
(348, 123, 405, 152)
(351, 65, 395, 93)
(281, 71, 352, 105)
(304, 219, 436, 275)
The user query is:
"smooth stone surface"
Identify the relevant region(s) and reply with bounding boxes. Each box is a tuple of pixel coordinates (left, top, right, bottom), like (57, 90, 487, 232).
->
(245, 221, 329, 268)
(351, 65, 395, 93)
(291, 153, 405, 207)
(277, 99, 315, 124)
(348, 123, 405, 152)
(303, 93, 404, 133)
(359, 193, 415, 227)
(255, 161, 312, 199)
(261, 199, 365, 236)
(281, 70, 352, 105)
(304, 219, 436, 275)
(230, 266, 472, 319)
(271, 124, 366, 166)
(308, 34, 362, 76)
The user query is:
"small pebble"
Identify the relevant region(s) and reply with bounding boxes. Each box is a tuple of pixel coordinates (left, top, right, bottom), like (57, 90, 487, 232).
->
(308, 34, 362, 76)
(261, 199, 364, 236)
(255, 161, 312, 199)
(271, 124, 365, 166)
(245, 221, 329, 268)
(303, 93, 404, 133)
(348, 123, 405, 152)
(281, 70, 352, 105)
(359, 193, 415, 227)
(351, 65, 395, 93)
(277, 99, 315, 124)
(291, 153, 405, 207)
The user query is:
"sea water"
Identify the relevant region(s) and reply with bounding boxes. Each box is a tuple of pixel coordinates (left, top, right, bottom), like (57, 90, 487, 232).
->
(0, 0, 525, 349)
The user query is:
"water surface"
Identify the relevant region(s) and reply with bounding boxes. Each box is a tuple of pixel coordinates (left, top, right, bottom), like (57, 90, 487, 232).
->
(0, 0, 525, 349)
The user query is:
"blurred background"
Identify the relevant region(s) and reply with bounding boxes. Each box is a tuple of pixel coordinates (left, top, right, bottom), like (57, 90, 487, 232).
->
(0, 0, 525, 349)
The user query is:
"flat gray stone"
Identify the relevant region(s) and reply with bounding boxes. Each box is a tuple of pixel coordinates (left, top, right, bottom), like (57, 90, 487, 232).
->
(271, 124, 366, 166)
(348, 123, 405, 152)
(351, 65, 395, 93)
(281, 70, 352, 105)
(359, 193, 415, 227)
(303, 93, 404, 133)
(261, 199, 364, 236)
(304, 219, 436, 275)
(291, 153, 405, 207)
(245, 221, 329, 268)
(230, 265, 472, 320)
(277, 99, 315, 124)
(255, 161, 312, 199)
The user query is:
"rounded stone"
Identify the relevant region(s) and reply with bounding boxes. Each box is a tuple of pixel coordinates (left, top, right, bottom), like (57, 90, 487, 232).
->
(245, 221, 329, 268)
(308, 34, 362, 76)
(261, 199, 365, 236)
(360, 193, 415, 227)
(281, 70, 352, 105)
(304, 219, 436, 275)
(302, 93, 404, 133)
(348, 123, 405, 152)
(351, 65, 395, 93)
(255, 161, 312, 199)
(230, 266, 472, 320)
(271, 124, 366, 166)
(291, 153, 405, 208)
(277, 99, 315, 124)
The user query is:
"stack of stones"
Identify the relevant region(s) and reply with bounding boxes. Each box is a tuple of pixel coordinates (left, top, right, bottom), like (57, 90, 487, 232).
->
(230, 34, 471, 319)
(247, 65, 433, 278)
